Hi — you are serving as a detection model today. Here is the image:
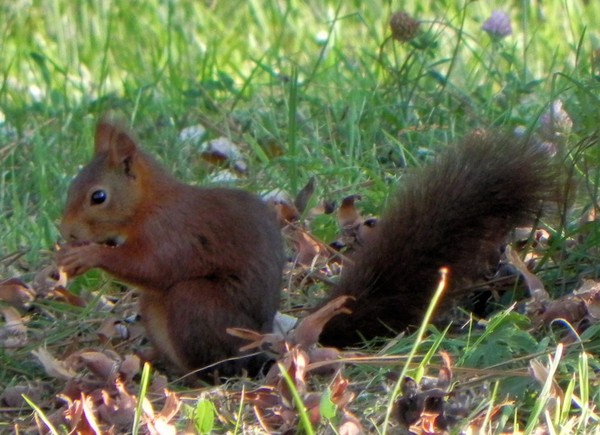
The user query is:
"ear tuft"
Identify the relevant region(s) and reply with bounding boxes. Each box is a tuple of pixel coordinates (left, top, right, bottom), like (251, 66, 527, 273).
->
(94, 116, 139, 166)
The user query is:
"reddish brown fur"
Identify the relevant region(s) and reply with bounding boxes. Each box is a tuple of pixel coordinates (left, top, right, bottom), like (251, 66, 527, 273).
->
(59, 120, 283, 376)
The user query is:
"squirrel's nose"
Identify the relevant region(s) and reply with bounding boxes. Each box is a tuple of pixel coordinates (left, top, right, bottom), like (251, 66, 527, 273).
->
(59, 220, 77, 242)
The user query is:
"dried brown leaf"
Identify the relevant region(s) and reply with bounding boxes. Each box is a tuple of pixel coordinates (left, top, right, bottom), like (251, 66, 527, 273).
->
(293, 295, 352, 348)
(1, 306, 25, 328)
(333, 196, 379, 252)
(97, 379, 137, 427)
(81, 392, 104, 435)
(505, 245, 549, 303)
(226, 327, 286, 354)
(97, 318, 130, 343)
(276, 201, 301, 223)
(329, 372, 355, 409)
(149, 373, 169, 394)
(53, 285, 87, 307)
(0, 278, 35, 309)
(200, 137, 247, 173)
(0, 306, 28, 348)
(200, 136, 238, 162)
(306, 347, 342, 374)
(304, 392, 323, 425)
(264, 190, 300, 224)
(307, 199, 336, 219)
(119, 354, 141, 382)
(586, 290, 600, 320)
(465, 400, 514, 433)
(395, 373, 450, 430)
(529, 358, 564, 402)
(437, 351, 452, 389)
(356, 217, 378, 245)
(396, 377, 423, 426)
(60, 393, 103, 435)
(244, 386, 281, 409)
(339, 411, 363, 435)
(294, 176, 315, 214)
(33, 265, 67, 297)
(144, 390, 181, 435)
(532, 281, 600, 327)
(59, 395, 85, 434)
(287, 227, 329, 266)
(1, 384, 42, 407)
(79, 351, 120, 379)
(33, 348, 77, 380)
(409, 410, 447, 435)
(337, 195, 363, 228)
(245, 386, 294, 431)
(538, 296, 587, 326)
(156, 390, 182, 425)
(277, 347, 309, 402)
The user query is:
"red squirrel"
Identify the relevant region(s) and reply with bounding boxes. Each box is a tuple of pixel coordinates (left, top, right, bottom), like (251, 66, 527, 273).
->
(58, 119, 284, 376)
(57, 119, 553, 376)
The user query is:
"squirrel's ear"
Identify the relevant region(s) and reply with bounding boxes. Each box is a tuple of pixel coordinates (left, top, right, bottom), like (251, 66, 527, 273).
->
(94, 119, 138, 166)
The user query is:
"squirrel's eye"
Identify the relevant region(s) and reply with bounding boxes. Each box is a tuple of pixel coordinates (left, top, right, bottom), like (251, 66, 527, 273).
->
(90, 190, 107, 205)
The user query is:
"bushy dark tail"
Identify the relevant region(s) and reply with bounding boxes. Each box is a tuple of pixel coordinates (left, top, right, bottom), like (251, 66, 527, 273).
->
(319, 132, 555, 347)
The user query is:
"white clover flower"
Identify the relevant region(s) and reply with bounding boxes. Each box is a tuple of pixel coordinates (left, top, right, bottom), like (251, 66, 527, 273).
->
(179, 124, 207, 144)
(539, 99, 572, 144)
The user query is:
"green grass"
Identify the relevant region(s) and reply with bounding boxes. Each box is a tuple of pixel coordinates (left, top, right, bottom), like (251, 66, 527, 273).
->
(2, 0, 600, 432)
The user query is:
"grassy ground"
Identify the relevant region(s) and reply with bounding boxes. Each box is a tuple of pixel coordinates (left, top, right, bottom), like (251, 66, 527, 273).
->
(2, 0, 600, 433)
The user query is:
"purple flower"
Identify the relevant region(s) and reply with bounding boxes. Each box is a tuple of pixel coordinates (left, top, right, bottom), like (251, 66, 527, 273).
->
(482, 10, 512, 39)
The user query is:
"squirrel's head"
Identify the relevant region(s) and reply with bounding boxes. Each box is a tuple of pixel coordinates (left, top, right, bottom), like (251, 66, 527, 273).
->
(60, 119, 148, 246)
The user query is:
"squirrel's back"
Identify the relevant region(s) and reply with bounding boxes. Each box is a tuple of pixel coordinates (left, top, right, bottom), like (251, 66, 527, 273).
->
(320, 132, 554, 346)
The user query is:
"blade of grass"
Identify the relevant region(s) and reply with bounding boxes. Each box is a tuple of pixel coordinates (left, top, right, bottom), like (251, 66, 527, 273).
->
(278, 361, 315, 435)
(382, 267, 448, 434)
(132, 362, 152, 435)
(22, 394, 60, 435)
(525, 343, 564, 434)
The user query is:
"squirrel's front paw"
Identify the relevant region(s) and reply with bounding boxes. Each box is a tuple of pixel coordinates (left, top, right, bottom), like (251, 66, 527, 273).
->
(56, 242, 103, 278)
